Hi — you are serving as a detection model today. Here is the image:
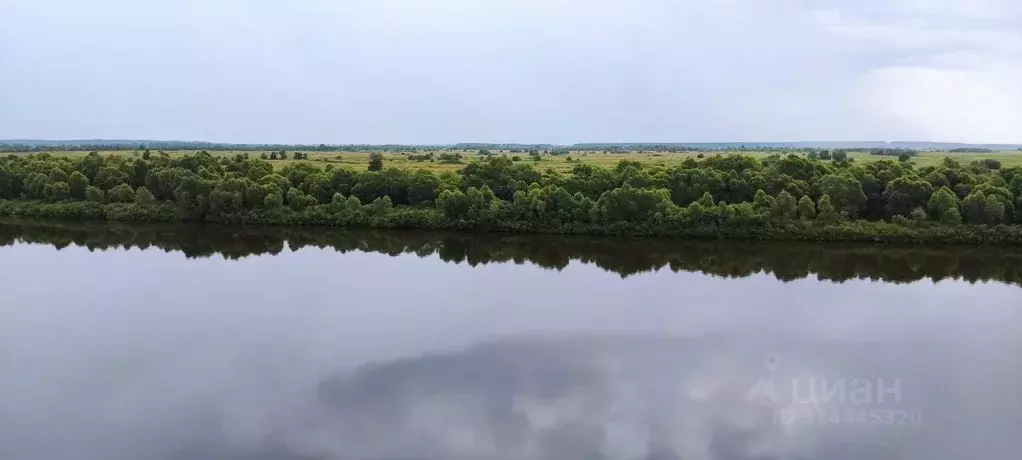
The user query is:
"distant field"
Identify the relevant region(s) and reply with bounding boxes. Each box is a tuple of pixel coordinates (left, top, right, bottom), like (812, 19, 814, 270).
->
(31, 149, 1022, 173)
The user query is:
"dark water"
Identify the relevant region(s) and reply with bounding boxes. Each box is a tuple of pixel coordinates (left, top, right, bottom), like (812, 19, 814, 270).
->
(1, 221, 1020, 460)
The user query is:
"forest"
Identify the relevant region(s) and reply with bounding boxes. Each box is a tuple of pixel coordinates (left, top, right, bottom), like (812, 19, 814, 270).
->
(2, 150, 1022, 243)
(3, 219, 1022, 285)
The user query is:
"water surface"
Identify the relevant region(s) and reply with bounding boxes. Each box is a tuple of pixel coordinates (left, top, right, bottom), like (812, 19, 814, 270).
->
(1, 221, 1020, 460)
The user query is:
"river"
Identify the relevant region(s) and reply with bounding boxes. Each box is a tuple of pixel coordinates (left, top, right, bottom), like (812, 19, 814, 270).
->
(1, 220, 1020, 460)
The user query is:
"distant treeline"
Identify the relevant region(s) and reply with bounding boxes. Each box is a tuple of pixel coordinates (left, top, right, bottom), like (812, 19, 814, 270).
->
(0, 141, 444, 153)
(949, 148, 994, 153)
(3, 219, 1022, 285)
(4, 140, 1019, 153)
(2, 150, 1022, 243)
(867, 148, 920, 158)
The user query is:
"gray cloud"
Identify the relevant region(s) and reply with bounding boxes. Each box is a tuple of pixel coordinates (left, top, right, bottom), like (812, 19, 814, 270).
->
(0, 0, 1020, 143)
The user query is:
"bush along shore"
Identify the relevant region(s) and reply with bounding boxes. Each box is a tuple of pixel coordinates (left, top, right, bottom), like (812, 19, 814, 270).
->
(3, 151, 1022, 244)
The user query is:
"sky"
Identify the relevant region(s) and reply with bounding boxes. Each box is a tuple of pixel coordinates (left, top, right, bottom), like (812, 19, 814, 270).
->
(1, 0, 1020, 144)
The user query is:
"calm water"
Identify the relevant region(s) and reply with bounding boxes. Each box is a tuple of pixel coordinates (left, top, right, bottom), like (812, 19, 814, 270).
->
(1, 221, 1021, 460)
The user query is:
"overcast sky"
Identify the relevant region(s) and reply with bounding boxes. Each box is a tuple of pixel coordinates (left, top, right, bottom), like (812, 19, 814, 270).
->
(1, 0, 1020, 144)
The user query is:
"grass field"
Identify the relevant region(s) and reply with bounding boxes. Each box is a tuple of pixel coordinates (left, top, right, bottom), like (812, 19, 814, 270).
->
(34, 149, 1022, 173)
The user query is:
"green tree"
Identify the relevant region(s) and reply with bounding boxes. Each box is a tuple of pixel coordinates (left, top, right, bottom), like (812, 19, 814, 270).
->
(927, 186, 961, 223)
(818, 175, 867, 217)
(817, 194, 838, 223)
(95, 167, 130, 191)
(286, 187, 302, 209)
(44, 181, 70, 201)
(368, 153, 385, 172)
(752, 189, 775, 215)
(263, 191, 283, 209)
(437, 189, 471, 219)
(108, 184, 136, 203)
(369, 195, 393, 215)
(943, 207, 963, 224)
(771, 190, 797, 220)
(68, 171, 90, 199)
(963, 192, 986, 223)
(135, 186, 156, 206)
(85, 186, 105, 203)
(797, 195, 816, 220)
(696, 191, 715, 208)
(884, 177, 933, 218)
(985, 194, 1006, 223)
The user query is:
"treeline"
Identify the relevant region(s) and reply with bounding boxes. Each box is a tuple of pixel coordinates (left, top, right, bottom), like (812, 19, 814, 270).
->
(2, 151, 1022, 243)
(0, 141, 444, 153)
(868, 148, 920, 157)
(3, 219, 1022, 285)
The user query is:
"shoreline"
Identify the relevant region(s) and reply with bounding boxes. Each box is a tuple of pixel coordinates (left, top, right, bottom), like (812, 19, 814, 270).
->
(3, 199, 1022, 245)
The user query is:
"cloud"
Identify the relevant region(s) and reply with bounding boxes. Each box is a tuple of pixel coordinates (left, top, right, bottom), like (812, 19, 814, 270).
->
(0, 0, 1019, 143)
(808, 0, 1022, 142)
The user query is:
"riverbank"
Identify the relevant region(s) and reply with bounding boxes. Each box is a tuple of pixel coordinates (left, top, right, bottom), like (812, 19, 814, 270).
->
(4, 199, 1022, 245)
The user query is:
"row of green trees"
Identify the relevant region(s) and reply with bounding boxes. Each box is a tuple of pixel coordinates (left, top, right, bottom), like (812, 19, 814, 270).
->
(2, 151, 1022, 242)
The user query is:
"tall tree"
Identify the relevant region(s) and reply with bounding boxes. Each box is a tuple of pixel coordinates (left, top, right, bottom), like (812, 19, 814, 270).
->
(368, 153, 385, 172)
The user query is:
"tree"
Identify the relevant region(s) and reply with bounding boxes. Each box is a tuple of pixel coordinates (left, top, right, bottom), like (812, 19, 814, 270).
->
(696, 191, 715, 208)
(597, 185, 673, 223)
(135, 186, 156, 206)
(927, 186, 961, 224)
(270, 151, 279, 160)
(85, 186, 105, 203)
(437, 189, 471, 219)
(287, 187, 302, 209)
(963, 192, 986, 223)
(943, 207, 963, 224)
(985, 194, 1006, 223)
(910, 207, 927, 222)
(752, 189, 775, 216)
(818, 175, 867, 217)
(44, 181, 70, 201)
(771, 190, 797, 220)
(817, 194, 838, 223)
(95, 167, 130, 191)
(797, 195, 816, 220)
(884, 177, 933, 218)
(68, 171, 89, 199)
(369, 195, 393, 215)
(263, 191, 283, 209)
(368, 153, 384, 172)
(108, 184, 136, 203)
